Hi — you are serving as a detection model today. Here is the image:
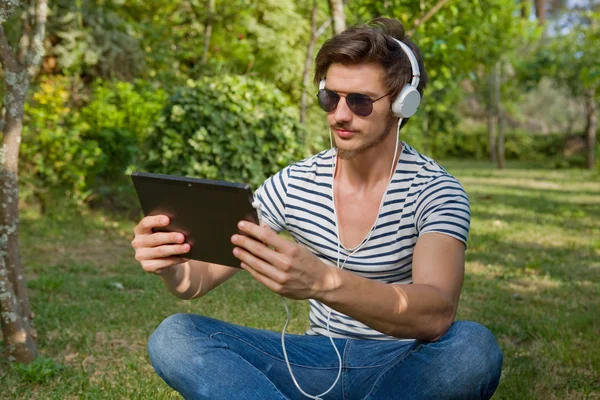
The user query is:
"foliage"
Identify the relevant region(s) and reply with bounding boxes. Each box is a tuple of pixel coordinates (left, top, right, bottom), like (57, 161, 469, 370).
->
(143, 75, 307, 189)
(113, 0, 310, 100)
(19, 76, 167, 208)
(10, 356, 65, 384)
(8, 0, 598, 214)
(48, 0, 145, 80)
(549, 12, 599, 98)
(80, 79, 167, 180)
(520, 11, 600, 98)
(20, 76, 103, 206)
(347, 0, 536, 146)
(428, 130, 598, 166)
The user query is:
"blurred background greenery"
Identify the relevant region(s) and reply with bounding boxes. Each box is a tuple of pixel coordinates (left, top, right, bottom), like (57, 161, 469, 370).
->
(1, 0, 598, 217)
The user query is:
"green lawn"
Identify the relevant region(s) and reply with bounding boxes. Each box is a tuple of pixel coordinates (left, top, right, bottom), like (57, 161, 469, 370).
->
(1, 161, 599, 399)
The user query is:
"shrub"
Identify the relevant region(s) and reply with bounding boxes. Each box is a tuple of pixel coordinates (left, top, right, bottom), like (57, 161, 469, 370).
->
(425, 129, 590, 163)
(142, 75, 307, 189)
(20, 76, 167, 210)
(81, 80, 168, 179)
(20, 76, 103, 208)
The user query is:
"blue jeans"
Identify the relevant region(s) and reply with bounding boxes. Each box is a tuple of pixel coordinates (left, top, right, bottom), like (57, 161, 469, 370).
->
(148, 314, 502, 399)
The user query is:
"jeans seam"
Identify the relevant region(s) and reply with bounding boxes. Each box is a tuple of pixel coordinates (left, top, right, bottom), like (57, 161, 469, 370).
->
(210, 332, 342, 370)
(362, 340, 425, 400)
(342, 340, 353, 400)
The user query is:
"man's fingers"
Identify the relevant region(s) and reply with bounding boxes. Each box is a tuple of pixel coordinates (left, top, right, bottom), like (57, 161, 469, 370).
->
(231, 233, 288, 270)
(233, 246, 286, 284)
(135, 243, 190, 262)
(240, 262, 283, 293)
(131, 231, 184, 250)
(144, 231, 186, 248)
(237, 221, 292, 253)
(134, 215, 169, 235)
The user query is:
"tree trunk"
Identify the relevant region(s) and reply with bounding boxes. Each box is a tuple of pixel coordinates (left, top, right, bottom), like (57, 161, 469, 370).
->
(300, 1, 330, 127)
(496, 62, 505, 169)
(487, 65, 499, 163)
(584, 89, 597, 170)
(0, 2, 21, 24)
(422, 109, 429, 155)
(534, 0, 546, 25)
(497, 110, 506, 170)
(0, 0, 48, 363)
(487, 115, 497, 163)
(201, 0, 215, 65)
(521, 0, 530, 19)
(0, 75, 38, 363)
(328, 0, 345, 35)
(0, 250, 36, 362)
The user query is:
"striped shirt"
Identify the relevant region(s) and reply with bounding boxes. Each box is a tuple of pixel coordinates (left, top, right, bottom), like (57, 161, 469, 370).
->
(254, 142, 470, 341)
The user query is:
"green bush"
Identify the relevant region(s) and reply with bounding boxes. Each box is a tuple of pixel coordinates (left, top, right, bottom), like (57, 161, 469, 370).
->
(20, 77, 167, 209)
(81, 79, 168, 182)
(426, 129, 589, 163)
(142, 75, 307, 189)
(21, 76, 103, 208)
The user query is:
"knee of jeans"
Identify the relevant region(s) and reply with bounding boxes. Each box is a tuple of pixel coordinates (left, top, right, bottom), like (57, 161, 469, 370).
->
(147, 313, 196, 372)
(449, 321, 503, 395)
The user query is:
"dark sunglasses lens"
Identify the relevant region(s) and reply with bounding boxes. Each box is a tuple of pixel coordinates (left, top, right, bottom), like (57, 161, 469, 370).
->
(318, 89, 339, 112)
(346, 93, 374, 117)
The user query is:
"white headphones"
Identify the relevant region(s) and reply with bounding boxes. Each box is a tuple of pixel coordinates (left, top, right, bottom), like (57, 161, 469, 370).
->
(319, 37, 421, 118)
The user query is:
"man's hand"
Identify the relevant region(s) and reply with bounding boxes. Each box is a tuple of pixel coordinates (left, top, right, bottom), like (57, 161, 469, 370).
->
(231, 221, 335, 300)
(131, 215, 191, 275)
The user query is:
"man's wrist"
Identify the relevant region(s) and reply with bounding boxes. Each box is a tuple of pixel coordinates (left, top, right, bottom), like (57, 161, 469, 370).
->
(313, 265, 343, 302)
(157, 262, 183, 277)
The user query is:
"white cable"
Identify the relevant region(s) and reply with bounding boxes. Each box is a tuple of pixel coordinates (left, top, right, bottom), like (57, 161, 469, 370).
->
(252, 201, 263, 226)
(277, 119, 402, 399)
(280, 296, 340, 400)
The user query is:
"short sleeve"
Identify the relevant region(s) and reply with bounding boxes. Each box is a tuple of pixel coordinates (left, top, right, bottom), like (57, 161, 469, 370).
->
(414, 174, 471, 246)
(253, 166, 290, 232)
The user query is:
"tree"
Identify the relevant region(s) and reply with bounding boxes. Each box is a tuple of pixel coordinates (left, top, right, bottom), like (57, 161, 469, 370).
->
(0, 0, 48, 363)
(300, 0, 330, 126)
(534, 0, 547, 24)
(328, 0, 346, 34)
(348, 0, 528, 159)
(553, 13, 600, 170)
(526, 10, 599, 169)
(201, 0, 216, 65)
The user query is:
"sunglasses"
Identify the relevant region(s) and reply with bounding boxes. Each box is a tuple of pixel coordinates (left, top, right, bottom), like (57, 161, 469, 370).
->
(317, 89, 390, 117)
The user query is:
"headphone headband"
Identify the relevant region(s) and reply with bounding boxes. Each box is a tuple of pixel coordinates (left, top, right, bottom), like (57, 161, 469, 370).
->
(389, 37, 420, 89)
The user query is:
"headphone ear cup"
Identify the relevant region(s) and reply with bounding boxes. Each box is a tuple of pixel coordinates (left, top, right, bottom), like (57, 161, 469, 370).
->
(391, 85, 421, 118)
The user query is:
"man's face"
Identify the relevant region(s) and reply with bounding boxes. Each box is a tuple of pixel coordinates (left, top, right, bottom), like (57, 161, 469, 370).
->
(324, 63, 395, 160)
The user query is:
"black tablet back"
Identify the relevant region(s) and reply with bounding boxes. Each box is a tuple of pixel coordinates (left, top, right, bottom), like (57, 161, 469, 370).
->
(131, 172, 259, 267)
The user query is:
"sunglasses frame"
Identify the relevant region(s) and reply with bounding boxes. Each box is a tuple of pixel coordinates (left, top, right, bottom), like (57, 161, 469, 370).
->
(317, 88, 391, 117)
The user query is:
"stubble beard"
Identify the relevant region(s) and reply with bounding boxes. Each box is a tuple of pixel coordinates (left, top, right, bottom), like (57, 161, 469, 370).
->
(335, 114, 396, 160)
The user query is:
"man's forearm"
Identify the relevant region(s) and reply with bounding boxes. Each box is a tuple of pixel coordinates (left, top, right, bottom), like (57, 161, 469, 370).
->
(316, 268, 456, 341)
(159, 261, 206, 300)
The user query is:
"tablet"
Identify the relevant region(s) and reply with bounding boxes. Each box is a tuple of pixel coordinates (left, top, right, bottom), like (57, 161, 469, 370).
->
(131, 172, 259, 267)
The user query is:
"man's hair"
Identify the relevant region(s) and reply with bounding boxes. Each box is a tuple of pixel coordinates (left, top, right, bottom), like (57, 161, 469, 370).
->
(314, 17, 428, 116)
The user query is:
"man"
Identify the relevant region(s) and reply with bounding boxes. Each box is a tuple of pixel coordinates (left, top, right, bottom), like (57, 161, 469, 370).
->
(132, 17, 502, 400)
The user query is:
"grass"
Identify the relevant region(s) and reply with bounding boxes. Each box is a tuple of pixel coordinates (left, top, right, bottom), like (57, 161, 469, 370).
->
(0, 160, 599, 399)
